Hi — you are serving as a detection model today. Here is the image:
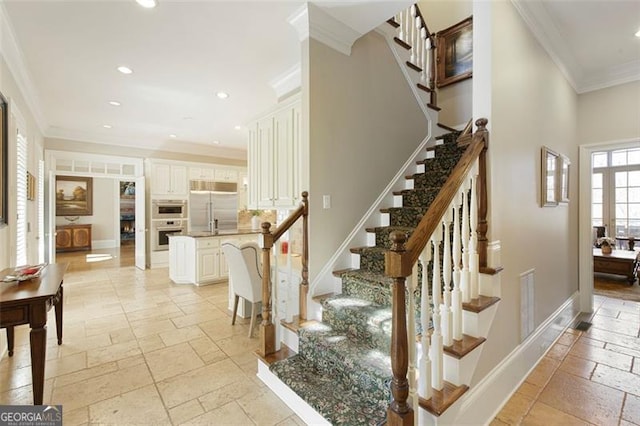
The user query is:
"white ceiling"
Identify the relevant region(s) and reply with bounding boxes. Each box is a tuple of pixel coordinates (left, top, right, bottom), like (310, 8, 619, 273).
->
(2, 1, 639, 158)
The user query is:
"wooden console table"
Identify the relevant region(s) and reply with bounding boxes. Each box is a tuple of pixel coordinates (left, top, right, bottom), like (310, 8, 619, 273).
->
(0, 263, 68, 404)
(593, 248, 640, 285)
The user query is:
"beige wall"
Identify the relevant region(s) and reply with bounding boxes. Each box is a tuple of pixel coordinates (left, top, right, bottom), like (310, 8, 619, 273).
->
(0, 56, 45, 270)
(307, 31, 428, 278)
(473, 0, 579, 380)
(418, 0, 473, 127)
(577, 81, 640, 145)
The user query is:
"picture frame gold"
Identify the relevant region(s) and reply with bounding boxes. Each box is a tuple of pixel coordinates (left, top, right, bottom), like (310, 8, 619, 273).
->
(541, 146, 559, 207)
(56, 175, 93, 216)
(436, 16, 473, 88)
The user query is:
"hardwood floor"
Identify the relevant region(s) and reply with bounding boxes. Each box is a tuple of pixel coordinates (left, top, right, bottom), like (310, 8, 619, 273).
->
(1, 247, 638, 424)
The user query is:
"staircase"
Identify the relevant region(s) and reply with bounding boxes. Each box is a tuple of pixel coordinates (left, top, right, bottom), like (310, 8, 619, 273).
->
(255, 4, 502, 425)
(268, 131, 469, 425)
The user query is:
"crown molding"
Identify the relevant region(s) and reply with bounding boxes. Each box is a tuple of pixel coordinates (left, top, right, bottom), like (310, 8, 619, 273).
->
(511, 0, 640, 94)
(288, 3, 361, 56)
(269, 62, 301, 99)
(510, 0, 581, 92)
(0, 3, 48, 133)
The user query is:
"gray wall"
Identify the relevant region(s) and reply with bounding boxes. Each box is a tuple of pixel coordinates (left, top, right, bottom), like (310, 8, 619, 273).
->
(307, 31, 429, 278)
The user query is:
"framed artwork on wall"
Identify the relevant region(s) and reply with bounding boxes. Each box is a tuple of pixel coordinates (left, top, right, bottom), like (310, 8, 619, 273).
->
(56, 175, 93, 216)
(0, 91, 7, 226)
(557, 154, 570, 203)
(436, 16, 473, 88)
(541, 146, 559, 207)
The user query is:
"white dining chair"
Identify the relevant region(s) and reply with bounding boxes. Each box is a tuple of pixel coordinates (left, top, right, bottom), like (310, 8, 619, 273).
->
(221, 240, 262, 338)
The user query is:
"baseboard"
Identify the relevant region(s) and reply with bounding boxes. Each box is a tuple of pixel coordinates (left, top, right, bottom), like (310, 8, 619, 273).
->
(436, 291, 580, 425)
(257, 359, 330, 425)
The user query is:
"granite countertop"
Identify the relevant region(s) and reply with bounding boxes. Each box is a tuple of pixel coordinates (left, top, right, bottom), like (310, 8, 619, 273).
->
(170, 229, 261, 238)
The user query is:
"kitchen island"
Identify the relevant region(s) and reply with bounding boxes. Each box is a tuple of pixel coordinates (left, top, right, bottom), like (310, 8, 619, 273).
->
(168, 230, 260, 286)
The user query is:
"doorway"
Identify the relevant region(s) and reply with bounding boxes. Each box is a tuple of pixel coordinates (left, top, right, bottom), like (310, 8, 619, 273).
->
(578, 139, 640, 313)
(119, 181, 136, 247)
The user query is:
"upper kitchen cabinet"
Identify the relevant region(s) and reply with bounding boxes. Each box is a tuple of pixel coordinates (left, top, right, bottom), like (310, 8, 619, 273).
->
(150, 162, 188, 198)
(189, 167, 215, 181)
(248, 95, 301, 209)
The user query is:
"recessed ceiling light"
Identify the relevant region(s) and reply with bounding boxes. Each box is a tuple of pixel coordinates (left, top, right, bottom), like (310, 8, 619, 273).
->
(103, 124, 112, 129)
(169, 134, 177, 138)
(216, 92, 229, 99)
(234, 125, 242, 130)
(135, 0, 157, 8)
(108, 101, 121, 106)
(117, 66, 133, 74)
(212, 140, 220, 145)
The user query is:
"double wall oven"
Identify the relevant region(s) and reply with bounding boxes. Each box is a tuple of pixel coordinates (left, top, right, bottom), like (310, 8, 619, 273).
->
(151, 200, 187, 251)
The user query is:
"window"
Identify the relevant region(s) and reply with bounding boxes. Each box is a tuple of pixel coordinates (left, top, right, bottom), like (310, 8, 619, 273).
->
(592, 148, 640, 238)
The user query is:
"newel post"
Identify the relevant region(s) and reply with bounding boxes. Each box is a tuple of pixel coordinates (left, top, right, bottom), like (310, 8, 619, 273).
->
(300, 191, 309, 321)
(475, 118, 490, 269)
(385, 231, 414, 426)
(259, 222, 276, 357)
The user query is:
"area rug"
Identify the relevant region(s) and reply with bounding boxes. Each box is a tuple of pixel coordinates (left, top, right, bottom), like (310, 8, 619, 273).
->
(594, 273, 640, 302)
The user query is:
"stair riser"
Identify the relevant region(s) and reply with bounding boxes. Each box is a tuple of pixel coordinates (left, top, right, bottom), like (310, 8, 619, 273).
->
(386, 207, 423, 228)
(401, 188, 439, 208)
(358, 249, 386, 274)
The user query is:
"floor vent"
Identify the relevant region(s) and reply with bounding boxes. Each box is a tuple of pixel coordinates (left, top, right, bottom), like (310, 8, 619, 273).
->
(574, 321, 592, 331)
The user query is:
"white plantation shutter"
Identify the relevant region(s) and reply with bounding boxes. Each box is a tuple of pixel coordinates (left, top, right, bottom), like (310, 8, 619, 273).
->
(38, 160, 45, 263)
(16, 131, 28, 266)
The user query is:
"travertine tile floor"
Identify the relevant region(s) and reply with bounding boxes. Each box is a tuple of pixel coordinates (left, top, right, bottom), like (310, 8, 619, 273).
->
(493, 294, 640, 425)
(2, 247, 639, 425)
(0, 247, 304, 425)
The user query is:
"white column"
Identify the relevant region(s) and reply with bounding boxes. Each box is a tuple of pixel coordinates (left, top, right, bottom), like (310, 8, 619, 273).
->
(461, 178, 471, 303)
(430, 230, 443, 390)
(418, 246, 432, 400)
(469, 172, 479, 299)
(452, 192, 463, 341)
(442, 211, 453, 347)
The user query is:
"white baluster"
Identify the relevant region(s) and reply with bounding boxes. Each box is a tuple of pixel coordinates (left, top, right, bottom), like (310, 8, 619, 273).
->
(430, 230, 443, 390)
(398, 9, 405, 41)
(419, 246, 432, 400)
(442, 210, 453, 347)
(414, 16, 422, 66)
(409, 6, 416, 63)
(405, 7, 411, 43)
(408, 262, 418, 414)
(461, 178, 471, 303)
(470, 172, 479, 299)
(452, 192, 463, 341)
(423, 35, 431, 83)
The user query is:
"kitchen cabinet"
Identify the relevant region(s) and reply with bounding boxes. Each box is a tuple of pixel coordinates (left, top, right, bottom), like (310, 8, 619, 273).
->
(56, 224, 92, 252)
(151, 163, 188, 197)
(169, 232, 258, 288)
(214, 168, 238, 182)
(248, 95, 301, 209)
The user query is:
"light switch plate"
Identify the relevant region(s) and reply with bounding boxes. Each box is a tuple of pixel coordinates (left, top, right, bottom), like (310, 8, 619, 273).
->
(323, 195, 331, 209)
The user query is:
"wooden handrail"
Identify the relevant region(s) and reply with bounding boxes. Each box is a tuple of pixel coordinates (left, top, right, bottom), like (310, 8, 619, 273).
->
(258, 191, 309, 357)
(385, 119, 489, 425)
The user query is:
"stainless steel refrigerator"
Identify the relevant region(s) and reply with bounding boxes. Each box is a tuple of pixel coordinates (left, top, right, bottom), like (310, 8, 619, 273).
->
(189, 181, 238, 232)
